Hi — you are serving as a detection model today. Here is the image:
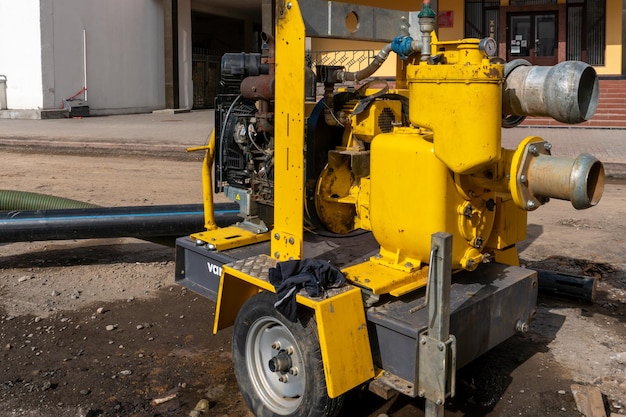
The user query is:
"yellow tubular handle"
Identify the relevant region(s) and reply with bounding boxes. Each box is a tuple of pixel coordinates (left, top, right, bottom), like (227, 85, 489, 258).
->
(187, 131, 218, 231)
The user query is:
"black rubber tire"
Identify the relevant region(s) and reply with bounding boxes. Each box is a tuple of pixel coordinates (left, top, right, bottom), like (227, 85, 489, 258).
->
(233, 291, 344, 417)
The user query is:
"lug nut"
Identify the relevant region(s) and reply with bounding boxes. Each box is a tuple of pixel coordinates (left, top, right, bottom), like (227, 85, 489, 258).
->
(271, 341, 281, 350)
(278, 375, 289, 383)
(515, 320, 529, 333)
(289, 367, 298, 376)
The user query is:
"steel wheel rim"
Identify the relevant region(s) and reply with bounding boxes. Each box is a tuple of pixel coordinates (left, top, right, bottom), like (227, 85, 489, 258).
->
(245, 316, 306, 415)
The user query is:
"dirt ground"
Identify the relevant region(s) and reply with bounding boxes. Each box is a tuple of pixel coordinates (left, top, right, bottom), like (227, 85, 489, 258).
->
(0, 146, 625, 417)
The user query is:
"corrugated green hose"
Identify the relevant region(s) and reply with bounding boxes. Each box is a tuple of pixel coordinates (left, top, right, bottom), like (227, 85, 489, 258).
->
(0, 190, 98, 211)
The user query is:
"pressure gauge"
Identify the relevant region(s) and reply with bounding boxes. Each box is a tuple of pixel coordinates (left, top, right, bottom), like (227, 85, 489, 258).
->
(479, 38, 497, 57)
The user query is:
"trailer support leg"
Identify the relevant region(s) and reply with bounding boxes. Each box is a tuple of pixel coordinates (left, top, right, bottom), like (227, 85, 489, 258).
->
(418, 232, 456, 417)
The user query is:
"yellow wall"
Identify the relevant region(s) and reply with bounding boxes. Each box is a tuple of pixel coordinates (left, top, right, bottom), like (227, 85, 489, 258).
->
(438, 0, 465, 40)
(598, 0, 622, 75)
(310, 38, 396, 77)
(310, 0, 467, 78)
(314, 0, 623, 75)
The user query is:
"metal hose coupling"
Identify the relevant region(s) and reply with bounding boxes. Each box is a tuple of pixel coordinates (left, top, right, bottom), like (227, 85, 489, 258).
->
(510, 138, 604, 211)
(503, 60, 599, 124)
(527, 152, 604, 210)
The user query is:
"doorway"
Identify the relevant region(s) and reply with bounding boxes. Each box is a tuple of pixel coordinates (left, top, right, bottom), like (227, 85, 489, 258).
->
(507, 12, 558, 65)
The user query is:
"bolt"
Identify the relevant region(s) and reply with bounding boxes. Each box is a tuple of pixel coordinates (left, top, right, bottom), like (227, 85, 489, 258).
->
(520, 174, 527, 183)
(474, 236, 484, 248)
(274, 252, 280, 259)
(271, 342, 281, 350)
(420, 337, 427, 345)
(515, 320, 529, 333)
(544, 142, 552, 152)
(436, 399, 444, 406)
(405, 262, 413, 268)
(274, 233, 280, 240)
(374, 253, 382, 259)
(438, 342, 445, 352)
(527, 200, 536, 209)
(286, 346, 294, 355)
(207, 243, 216, 250)
(288, 237, 295, 245)
(195, 239, 204, 246)
(278, 375, 289, 383)
(287, 2, 292, 9)
(465, 259, 475, 268)
(289, 367, 298, 376)
(463, 205, 474, 219)
(418, 390, 425, 398)
(528, 144, 538, 155)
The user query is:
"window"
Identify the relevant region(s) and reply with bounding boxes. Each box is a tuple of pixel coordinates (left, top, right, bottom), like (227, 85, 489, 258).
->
(465, 0, 606, 66)
(566, 0, 605, 65)
(465, 0, 500, 42)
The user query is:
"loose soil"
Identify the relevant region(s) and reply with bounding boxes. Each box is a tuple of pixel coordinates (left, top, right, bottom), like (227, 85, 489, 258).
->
(0, 147, 625, 417)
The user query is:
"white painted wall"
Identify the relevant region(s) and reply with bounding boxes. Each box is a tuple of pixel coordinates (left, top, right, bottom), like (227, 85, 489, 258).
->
(0, 0, 196, 114)
(178, 0, 193, 110)
(0, 0, 44, 109)
(40, 0, 167, 114)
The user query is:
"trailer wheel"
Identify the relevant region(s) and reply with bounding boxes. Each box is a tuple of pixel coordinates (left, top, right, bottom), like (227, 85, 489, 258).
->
(233, 291, 343, 417)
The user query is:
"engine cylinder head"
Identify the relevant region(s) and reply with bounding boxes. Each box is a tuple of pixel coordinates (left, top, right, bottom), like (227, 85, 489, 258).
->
(503, 61, 599, 124)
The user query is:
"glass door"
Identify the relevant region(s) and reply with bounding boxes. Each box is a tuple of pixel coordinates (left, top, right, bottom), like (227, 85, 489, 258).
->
(508, 12, 558, 65)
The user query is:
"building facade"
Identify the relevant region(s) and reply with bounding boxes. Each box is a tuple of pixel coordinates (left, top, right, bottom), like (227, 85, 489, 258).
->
(0, 0, 171, 115)
(0, 0, 622, 117)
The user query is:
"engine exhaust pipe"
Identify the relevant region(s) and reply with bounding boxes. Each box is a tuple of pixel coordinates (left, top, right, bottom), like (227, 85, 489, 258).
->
(527, 153, 604, 209)
(503, 60, 599, 124)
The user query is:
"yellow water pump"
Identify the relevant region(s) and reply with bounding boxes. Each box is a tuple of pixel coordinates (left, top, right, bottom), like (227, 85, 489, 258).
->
(175, 1, 604, 416)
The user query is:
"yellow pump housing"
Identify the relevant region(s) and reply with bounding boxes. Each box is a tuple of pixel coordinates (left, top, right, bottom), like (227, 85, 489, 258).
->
(337, 37, 604, 283)
(408, 40, 503, 175)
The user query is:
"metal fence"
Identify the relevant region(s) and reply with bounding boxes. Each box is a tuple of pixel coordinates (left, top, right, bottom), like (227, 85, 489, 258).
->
(192, 48, 219, 109)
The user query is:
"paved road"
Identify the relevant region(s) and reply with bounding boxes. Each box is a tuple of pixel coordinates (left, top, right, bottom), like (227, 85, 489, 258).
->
(0, 110, 623, 176)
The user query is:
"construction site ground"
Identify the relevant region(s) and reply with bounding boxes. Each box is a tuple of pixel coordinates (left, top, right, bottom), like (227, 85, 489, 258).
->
(0, 112, 625, 417)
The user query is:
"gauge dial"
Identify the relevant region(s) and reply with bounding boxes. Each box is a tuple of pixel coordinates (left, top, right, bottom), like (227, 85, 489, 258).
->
(479, 38, 497, 57)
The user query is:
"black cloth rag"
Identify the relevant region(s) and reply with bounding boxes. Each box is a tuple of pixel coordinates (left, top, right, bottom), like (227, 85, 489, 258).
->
(268, 259, 346, 322)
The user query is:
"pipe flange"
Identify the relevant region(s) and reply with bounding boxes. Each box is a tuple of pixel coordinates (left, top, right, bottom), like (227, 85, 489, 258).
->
(509, 136, 551, 211)
(502, 59, 532, 128)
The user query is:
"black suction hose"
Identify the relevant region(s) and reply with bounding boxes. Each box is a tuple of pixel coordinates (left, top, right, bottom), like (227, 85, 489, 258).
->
(0, 203, 241, 243)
